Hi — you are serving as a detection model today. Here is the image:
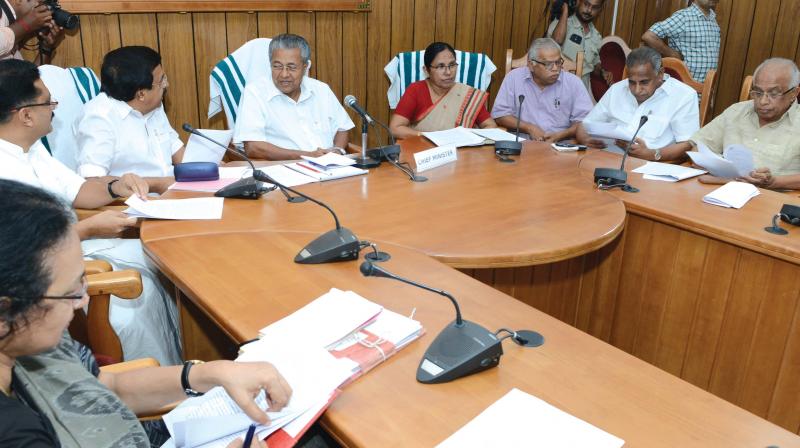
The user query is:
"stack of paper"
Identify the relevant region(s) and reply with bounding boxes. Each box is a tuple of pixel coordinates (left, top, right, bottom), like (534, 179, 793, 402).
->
(124, 196, 224, 220)
(422, 127, 487, 147)
(632, 161, 706, 182)
(286, 161, 367, 182)
(702, 181, 760, 209)
(182, 129, 233, 164)
(468, 128, 526, 143)
(687, 142, 754, 178)
(437, 388, 625, 448)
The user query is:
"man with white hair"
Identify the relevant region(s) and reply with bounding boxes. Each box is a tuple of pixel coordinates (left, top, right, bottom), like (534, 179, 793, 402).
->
(492, 38, 593, 142)
(691, 58, 800, 189)
(233, 33, 354, 160)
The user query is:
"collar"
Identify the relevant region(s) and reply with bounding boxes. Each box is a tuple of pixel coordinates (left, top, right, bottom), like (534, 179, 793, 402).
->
(568, 14, 597, 35)
(0, 136, 31, 158)
(625, 74, 673, 104)
(690, 3, 716, 20)
(525, 69, 563, 91)
(745, 101, 799, 128)
(264, 76, 314, 104)
(100, 92, 156, 121)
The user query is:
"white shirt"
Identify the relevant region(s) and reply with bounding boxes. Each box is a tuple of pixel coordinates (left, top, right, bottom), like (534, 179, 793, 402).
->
(0, 0, 21, 60)
(233, 76, 355, 151)
(0, 137, 85, 203)
(583, 75, 700, 149)
(74, 92, 183, 178)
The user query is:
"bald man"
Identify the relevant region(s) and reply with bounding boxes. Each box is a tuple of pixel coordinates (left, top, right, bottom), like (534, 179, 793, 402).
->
(690, 58, 800, 189)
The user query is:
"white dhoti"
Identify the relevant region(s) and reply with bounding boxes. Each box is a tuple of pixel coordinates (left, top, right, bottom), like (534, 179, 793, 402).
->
(81, 238, 182, 366)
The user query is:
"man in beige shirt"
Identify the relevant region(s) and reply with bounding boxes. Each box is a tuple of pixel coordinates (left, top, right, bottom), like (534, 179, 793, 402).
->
(691, 58, 800, 190)
(547, 0, 612, 93)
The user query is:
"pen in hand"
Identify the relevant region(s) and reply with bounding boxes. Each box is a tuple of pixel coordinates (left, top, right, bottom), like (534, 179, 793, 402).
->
(243, 423, 257, 448)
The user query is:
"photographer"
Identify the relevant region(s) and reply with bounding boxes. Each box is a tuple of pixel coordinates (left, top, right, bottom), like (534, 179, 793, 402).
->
(547, 0, 610, 92)
(1, 0, 64, 64)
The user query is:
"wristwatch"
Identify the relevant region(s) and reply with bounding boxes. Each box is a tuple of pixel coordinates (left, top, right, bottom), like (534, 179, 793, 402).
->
(653, 147, 662, 161)
(107, 179, 121, 198)
(181, 360, 205, 397)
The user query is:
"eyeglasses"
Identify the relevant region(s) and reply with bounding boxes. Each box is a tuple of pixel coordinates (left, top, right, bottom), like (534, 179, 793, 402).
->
(430, 63, 459, 72)
(10, 100, 59, 112)
(41, 275, 88, 302)
(152, 74, 168, 89)
(531, 58, 564, 71)
(271, 63, 302, 74)
(749, 87, 797, 101)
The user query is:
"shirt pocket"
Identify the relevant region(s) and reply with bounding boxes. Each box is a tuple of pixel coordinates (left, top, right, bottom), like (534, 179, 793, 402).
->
(639, 116, 670, 141)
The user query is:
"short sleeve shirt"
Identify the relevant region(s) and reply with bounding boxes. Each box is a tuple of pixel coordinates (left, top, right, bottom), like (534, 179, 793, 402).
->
(0, 138, 85, 204)
(547, 15, 602, 87)
(233, 76, 355, 152)
(0, 0, 22, 60)
(649, 4, 720, 82)
(74, 92, 183, 178)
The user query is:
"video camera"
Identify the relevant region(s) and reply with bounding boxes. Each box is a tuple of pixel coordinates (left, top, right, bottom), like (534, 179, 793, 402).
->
(550, 0, 577, 23)
(41, 0, 79, 30)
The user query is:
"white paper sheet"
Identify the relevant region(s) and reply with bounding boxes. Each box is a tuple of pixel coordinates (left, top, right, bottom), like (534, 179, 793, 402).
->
(687, 142, 754, 178)
(124, 196, 224, 220)
(422, 127, 486, 147)
(183, 129, 233, 164)
(702, 181, 760, 209)
(300, 152, 356, 167)
(468, 128, 526, 142)
(582, 121, 634, 141)
(437, 388, 625, 448)
(632, 161, 706, 182)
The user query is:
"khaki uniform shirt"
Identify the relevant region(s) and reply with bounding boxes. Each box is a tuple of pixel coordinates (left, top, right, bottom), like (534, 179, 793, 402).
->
(691, 101, 800, 176)
(547, 15, 602, 91)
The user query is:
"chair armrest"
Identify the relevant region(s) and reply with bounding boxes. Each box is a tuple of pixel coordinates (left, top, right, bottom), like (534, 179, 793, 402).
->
(99, 357, 160, 373)
(84, 259, 112, 275)
(87, 270, 143, 299)
(346, 143, 361, 154)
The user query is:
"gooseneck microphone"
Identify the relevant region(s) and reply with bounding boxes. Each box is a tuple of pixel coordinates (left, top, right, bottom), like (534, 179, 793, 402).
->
(359, 261, 503, 384)
(593, 114, 649, 193)
(345, 95, 380, 169)
(181, 123, 277, 200)
(344, 95, 373, 124)
(494, 95, 526, 161)
(252, 170, 360, 264)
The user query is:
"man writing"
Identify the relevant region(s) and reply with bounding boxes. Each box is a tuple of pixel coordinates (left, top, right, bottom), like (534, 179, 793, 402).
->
(233, 33, 354, 160)
(547, 0, 612, 92)
(492, 38, 592, 142)
(691, 58, 800, 190)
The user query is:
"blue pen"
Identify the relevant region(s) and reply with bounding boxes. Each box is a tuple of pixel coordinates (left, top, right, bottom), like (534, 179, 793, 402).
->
(242, 423, 257, 448)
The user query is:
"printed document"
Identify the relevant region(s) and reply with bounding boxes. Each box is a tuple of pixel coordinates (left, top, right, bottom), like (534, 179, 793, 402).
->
(687, 142, 754, 178)
(632, 162, 706, 182)
(422, 127, 486, 147)
(124, 196, 224, 220)
(183, 129, 233, 164)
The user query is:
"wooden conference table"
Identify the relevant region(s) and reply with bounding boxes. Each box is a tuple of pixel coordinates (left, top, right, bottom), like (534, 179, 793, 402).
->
(141, 140, 800, 446)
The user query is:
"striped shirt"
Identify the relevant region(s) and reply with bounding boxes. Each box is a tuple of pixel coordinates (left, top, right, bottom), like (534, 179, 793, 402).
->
(649, 4, 720, 82)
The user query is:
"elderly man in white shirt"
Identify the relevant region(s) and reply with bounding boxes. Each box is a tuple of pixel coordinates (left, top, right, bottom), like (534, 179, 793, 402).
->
(74, 46, 185, 193)
(0, 59, 182, 365)
(233, 33, 355, 160)
(577, 46, 699, 162)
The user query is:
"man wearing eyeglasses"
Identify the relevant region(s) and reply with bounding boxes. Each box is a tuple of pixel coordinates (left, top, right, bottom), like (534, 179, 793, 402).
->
(492, 38, 592, 142)
(0, 59, 184, 366)
(233, 33, 354, 160)
(690, 58, 800, 190)
(547, 0, 610, 92)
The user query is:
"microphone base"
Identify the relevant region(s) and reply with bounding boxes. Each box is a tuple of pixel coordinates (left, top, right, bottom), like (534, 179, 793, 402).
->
(294, 228, 361, 264)
(366, 144, 401, 161)
(494, 140, 522, 156)
(364, 251, 391, 262)
(416, 320, 503, 384)
(765, 225, 789, 235)
(353, 156, 381, 169)
(214, 177, 270, 200)
(593, 167, 627, 186)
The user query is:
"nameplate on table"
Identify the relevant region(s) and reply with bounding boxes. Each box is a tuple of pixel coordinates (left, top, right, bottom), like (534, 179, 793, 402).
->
(414, 145, 457, 173)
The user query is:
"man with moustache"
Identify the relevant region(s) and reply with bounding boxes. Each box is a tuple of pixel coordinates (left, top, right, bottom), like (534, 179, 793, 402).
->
(547, 0, 611, 92)
(642, 0, 720, 83)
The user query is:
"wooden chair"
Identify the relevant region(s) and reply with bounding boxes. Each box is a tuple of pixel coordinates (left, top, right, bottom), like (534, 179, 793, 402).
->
(70, 260, 144, 364)
(739, 75, 753, 102)
(592, 35, 632, 101)
(623, 57, 717, 125)
(505, 49, 584, 78)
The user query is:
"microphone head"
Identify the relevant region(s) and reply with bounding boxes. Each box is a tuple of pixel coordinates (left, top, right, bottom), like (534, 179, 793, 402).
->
(182, 123, 195, 133)
(518, 94, 525, 104)
(359, 261, 375, 277)
(344, 95, 357, 107)
(639, 115, 649, 125)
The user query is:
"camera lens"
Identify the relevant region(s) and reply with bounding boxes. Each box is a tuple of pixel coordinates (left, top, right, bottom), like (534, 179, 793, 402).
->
(52, 8, 80, 30)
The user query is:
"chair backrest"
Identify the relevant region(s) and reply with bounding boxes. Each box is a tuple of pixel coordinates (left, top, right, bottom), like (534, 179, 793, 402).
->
(739, 75, 753, 102)
(208, 38, 271, 128)
(504, 49, 584, 78)
(38, 65, 101, 171)
(621, 57, 716, 125)
(384, 49, 497, 109)
(594, 35, 631, 101)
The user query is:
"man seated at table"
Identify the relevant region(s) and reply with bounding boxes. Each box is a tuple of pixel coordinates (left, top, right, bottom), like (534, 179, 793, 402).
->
(0, 58, 182, 366)
(576, 47, 699, 162)
(691, 58, 800, 190)
(233, 33, 354, 160)
(389, 41, 496, 139)
(492, 38, 592, 142)
(74, 46, 184, 194)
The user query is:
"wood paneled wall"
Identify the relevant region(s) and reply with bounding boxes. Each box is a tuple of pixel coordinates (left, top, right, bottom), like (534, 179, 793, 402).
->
(462, 213, 800, 435)
(32, 0, 800, 143)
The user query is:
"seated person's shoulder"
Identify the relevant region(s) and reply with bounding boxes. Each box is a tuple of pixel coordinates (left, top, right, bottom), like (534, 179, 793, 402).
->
(0, 396, 58, 446)
(404, 79, 428, 94)
(663, 77, 698, 99)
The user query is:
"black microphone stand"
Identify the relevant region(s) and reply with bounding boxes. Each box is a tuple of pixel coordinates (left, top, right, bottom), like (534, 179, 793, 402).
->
(494, 95, 526, 162)
(593, 115, 649, 193)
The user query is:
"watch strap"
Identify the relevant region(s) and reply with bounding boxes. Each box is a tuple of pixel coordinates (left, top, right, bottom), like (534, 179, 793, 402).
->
(107, 179, 121, 198)
(181, 360, 204, 397)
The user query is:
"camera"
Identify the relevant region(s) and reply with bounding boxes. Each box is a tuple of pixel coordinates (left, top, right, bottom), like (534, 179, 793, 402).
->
(41, 0, 79, 30)
(550, 0, 577, 22)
